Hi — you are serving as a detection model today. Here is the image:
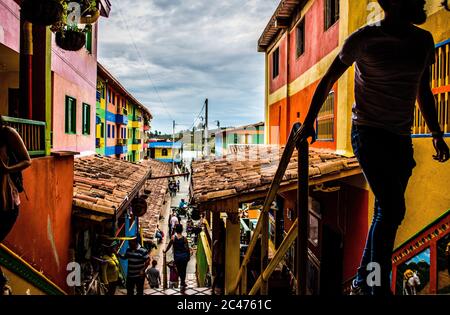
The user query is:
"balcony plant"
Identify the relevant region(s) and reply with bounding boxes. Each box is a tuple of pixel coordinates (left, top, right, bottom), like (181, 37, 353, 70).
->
(51, 3, 93, 51)
(21, 0, 65, 26)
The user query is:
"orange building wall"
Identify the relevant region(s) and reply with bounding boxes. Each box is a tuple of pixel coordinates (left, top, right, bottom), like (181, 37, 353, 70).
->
(4, 155, 74, 292)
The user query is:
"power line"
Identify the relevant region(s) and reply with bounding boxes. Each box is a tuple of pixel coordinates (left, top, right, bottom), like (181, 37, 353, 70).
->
(115, 3, 174, 122)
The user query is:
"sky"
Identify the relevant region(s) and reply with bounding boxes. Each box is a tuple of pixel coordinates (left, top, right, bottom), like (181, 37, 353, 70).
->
(98, 0, 280, 134)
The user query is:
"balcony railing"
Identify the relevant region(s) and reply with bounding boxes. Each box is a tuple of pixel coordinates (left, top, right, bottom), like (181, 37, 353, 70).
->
(230, 122, 311, 295)
(132, 139, 141, 145)
(117, 138, 128, 146)
(3, 116, 46, 157)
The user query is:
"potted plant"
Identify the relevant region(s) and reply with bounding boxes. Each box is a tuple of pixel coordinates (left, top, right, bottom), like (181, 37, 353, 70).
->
(21, 0, 65, 26)
(79, 0, 101, 24)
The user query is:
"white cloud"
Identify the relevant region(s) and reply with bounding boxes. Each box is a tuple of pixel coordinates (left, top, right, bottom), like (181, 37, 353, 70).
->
(98, 0, 278, 133)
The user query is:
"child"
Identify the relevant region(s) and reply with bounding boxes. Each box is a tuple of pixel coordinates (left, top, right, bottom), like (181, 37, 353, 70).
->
(145, 260, 161, 289)
(167, 260, 179, 289)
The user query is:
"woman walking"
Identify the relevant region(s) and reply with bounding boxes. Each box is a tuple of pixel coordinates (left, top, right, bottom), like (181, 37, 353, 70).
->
(164, 224, 190, 290)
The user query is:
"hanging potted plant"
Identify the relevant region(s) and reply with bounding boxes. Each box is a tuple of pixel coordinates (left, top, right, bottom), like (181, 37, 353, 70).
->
(21, 0, 65, 26)
(79, 0, 101, 24)
(51, 2, 92, 52)
(54, 24, 90, 51)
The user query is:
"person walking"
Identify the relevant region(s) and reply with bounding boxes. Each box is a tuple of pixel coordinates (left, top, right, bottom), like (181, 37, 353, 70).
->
(119, 238, 150, 296)
(145, 260, 161, 289)
(164, 224, 191, 290)
(176, 180, 180, 192)
(300, 0, 449, 295)
(170, 210, 179, 236)
(100, 241, 122, 296)
(0, 116, 32, 293)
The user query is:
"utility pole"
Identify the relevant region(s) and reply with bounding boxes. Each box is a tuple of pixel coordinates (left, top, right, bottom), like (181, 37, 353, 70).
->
(204, 98, 209, 157)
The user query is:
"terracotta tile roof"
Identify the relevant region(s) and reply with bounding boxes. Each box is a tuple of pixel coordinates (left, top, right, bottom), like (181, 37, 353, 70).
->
(191, 145, 360, 204)
(73, 156, 151, 215)
(140, 159, 172, 240)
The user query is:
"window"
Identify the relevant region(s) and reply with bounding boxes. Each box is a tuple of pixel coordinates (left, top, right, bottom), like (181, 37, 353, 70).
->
(85, 27, 92, 54)
(112, 92, 115, 105)
(65, 96, 76, 134)
(100, 122, 105, 138)
(82, 103, 91, 135)
(162, 148, 168, 156)
(272, 47, 280, 79)
(325, 0, 339, 30)
(296, 19, 305, 58)
(316, 91, 335, 141)
(112, 125, 115, 138)
(233, 134, 238, 144)
(413, 41, 449, 135)
(107, 124, 111, 138)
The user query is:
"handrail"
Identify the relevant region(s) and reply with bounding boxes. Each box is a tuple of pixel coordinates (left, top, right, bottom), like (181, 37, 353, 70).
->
(230, 122, 312, 295)
(248, 218, 298, 295)
(230, 122, 303, 294)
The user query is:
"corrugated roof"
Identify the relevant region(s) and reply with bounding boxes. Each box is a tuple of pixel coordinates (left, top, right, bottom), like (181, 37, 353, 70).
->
(191, 145, 361, 204)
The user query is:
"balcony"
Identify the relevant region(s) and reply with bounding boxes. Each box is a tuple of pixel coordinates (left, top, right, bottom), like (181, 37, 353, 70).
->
(116, 109, 129, 125)
(116, 138, 128, 146)
(115, 145, 128, 155)
(3, 116, 46, 157)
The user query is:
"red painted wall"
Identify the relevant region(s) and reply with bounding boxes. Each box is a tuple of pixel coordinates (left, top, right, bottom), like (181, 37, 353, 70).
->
(269, 36, 288, 94)
(0, 0, 20, 52)
(289, 0, 339, 82)
(4, 156, 74, 292)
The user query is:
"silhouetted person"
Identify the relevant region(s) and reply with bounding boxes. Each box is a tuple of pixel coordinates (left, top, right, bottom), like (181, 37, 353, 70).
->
(164, 224, 190, 290)
(0, 115, 31, 293)
(300, 0, 449, 296)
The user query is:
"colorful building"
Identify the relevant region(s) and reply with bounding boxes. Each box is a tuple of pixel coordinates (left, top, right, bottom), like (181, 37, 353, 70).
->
(96, 63, 152, 162)
(0, 0, 111, 294)
(260, 0, 450, 294)
(215, 122, 265, 157)
(149, 141, 182, 164)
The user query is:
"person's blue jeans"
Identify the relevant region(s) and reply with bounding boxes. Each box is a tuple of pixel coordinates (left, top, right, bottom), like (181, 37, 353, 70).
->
(351, 124, 416, 295)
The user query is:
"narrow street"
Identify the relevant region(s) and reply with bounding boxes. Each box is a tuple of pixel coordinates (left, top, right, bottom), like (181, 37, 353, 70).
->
(117, 168, 211, 295)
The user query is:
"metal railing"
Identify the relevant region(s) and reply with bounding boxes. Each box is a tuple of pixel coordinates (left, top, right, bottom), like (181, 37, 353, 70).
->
(2, 116, 46, 157)
(230, 122, 310, 295)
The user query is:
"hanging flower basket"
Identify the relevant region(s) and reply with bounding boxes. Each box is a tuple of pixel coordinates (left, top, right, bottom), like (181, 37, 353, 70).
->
(80, 8, 100, 24)
(55, 29, 86, 51)
(22, 0, 64, 26)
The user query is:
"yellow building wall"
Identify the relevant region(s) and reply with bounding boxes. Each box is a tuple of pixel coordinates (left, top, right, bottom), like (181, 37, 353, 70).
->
(343, 3, 450, 248)
(155, 148, 173, 159)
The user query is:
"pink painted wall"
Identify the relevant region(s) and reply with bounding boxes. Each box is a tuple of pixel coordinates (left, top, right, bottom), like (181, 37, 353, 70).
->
(51, 24, 98, 154)
(0, 0, 20, 52)
(52, 72, 96, 153)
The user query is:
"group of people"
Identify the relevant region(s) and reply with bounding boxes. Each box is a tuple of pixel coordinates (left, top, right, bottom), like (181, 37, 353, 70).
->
(100, 238, 160, 296)
(168, 180, 180, 197)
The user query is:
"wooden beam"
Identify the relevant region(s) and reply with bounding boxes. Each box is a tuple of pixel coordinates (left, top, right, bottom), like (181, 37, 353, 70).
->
(224, 213, 240, 295)
(148, 173, 188, 180)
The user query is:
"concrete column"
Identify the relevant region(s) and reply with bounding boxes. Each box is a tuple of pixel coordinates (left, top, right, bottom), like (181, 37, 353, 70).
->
(224, 213, 240, 295)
